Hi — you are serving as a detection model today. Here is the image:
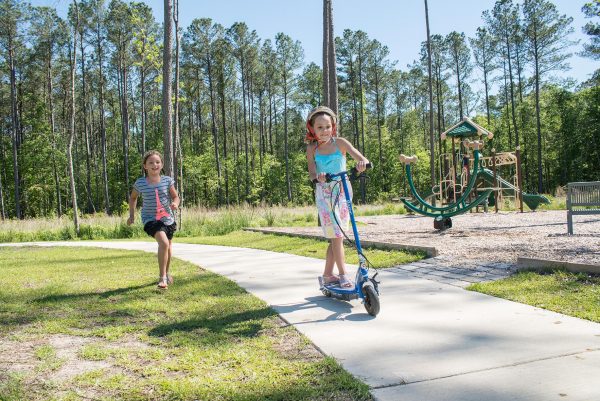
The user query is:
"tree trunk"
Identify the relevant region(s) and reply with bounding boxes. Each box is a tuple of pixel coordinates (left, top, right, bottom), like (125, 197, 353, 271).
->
(502, 58, 512, 147)
(322, 0, 338, 113)
(173, 0, 181, 192)
(68, 0, 80, 235)
(80, 33, 95, 213)
(173, 0, 183, 222)
(207, 56, 222, 206)
(8, 36, 21, 219)
(284, 81, 292, 202)
(349, 59, 359, 149)
(505, 35, 520, 147)
(374, 71, 383, 182)
(96, 20, 110, 214)
(241, 59, 249, 200)
(162, 0, 174, 177)
(219, 67, 230, 204)
(533, 31, 543, 193)
(140, 41, 146, 154)
(483, 61, 491, 126)
(454, 52, 464, 119)
(120, 64, 130, 201)
(357, 46, 366, 203)
(47, 47, 63, 216)
(0, 167, 4, 220)
(424, 0, 436, 187)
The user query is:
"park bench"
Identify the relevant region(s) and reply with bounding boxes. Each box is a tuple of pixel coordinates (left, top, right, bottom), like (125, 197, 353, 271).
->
(566, 181, 600, 234)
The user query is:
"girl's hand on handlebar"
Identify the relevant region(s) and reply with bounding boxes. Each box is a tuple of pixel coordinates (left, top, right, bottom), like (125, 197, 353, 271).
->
(356, 160, 369, 172)
(317, 172, 327, 183)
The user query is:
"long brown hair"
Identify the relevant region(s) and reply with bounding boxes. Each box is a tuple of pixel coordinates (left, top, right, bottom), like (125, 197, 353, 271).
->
(142, 150, 164, 176)
(305, 106, 338, 143)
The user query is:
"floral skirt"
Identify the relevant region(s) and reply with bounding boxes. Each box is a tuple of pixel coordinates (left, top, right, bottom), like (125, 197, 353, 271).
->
(315, 179, 352, 238)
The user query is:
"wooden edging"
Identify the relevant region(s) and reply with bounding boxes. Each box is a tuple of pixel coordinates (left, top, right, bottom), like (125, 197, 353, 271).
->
(243, 228, 438, 258)
(517, 257, 600, 275)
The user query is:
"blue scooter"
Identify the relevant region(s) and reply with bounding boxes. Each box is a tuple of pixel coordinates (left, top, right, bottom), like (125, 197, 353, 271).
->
(319, 163, 380, 316)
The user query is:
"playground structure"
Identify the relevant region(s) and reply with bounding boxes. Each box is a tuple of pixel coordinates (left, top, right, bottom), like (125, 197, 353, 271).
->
(400, 117, 550, 229)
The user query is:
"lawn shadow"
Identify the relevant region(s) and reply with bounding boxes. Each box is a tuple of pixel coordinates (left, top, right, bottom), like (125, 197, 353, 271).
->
(33, 282, 157, 304)
(147, 306, 277, 339)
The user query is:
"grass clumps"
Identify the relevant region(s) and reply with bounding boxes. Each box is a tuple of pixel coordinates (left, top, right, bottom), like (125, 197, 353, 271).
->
(0, 246, 372, 401)
(179, 231, 423, 268)
(469, 269, 600, 323)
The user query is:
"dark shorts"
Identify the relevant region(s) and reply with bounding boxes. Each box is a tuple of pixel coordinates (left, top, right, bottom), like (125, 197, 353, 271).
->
(144, 220, 177, 240)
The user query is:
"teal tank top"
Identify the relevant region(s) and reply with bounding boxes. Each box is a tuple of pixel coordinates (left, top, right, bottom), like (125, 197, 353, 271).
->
(315, 139, 346, 178)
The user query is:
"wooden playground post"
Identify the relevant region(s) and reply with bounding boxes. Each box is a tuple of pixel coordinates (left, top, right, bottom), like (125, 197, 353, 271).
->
(492, 148, 498, 213)
(515, 146, 524, 213)
(451, 138, 457, 203)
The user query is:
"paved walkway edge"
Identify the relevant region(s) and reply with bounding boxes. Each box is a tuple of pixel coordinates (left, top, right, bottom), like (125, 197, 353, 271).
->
(244, 227, 438, 257)
(517, 257, 600, 274)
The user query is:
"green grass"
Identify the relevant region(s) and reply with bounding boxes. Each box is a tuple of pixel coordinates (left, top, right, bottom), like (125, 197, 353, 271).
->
(0, 203, 411, 243)
(178, 231, 424, 268)
(0, 246, 372, 401)
(469, 270, 600, 323)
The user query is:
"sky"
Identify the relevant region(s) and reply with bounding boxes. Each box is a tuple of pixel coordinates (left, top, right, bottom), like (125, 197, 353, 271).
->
(33, 0, 598, 84)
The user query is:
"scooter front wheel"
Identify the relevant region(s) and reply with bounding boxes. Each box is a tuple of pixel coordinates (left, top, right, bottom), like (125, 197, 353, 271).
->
(362, 282, 380, 316)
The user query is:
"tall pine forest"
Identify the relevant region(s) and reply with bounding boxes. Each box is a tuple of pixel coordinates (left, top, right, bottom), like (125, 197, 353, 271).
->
(0, 0, 599, 220)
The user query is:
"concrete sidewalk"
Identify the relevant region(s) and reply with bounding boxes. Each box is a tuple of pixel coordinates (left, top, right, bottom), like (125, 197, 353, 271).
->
(6, 241, 600, 401)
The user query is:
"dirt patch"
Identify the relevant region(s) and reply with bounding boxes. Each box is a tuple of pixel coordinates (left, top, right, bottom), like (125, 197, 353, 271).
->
(48, 335, 111, 382)
(262, 210, 600, 266)
(0, 333, 111, 384)
(263, 317, 323, 363)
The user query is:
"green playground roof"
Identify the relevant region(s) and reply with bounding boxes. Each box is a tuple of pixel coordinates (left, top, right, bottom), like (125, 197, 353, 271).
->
(441, 117, 493, 139)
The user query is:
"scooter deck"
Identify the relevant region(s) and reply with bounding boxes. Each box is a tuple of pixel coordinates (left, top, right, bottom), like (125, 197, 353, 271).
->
(322, 283, 360, 300)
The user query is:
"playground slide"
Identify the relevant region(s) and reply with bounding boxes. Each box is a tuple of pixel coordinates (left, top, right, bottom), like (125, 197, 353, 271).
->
(479, 168, 551, 210)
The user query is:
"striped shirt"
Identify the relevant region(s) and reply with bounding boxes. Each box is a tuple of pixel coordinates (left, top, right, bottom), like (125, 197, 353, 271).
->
(133, 176, 175, 225)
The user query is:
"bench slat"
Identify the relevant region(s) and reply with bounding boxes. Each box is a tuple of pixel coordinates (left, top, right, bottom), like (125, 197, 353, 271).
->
(566, 181, 600, 234)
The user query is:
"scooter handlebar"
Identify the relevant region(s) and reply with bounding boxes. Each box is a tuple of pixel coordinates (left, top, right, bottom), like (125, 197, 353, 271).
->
(325, 162, 373, 182)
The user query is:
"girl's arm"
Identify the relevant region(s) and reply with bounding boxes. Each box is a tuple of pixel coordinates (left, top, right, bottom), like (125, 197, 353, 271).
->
(169, 185, 180, 211)
(306, 143, 321, 182)
(127, 189, 139, 225)
(338, 137, 369, 171)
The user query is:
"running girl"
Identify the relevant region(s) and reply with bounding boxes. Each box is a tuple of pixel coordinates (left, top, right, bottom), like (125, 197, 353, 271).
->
(127, 150, 180, 289)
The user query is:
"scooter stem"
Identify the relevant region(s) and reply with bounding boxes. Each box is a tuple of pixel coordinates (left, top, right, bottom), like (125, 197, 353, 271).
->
(340, 175, 363, 255)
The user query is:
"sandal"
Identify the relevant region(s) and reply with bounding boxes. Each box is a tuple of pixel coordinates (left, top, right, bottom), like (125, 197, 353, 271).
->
(157, 276, 169, 289)
(166, 274, 174, 285)
(339, 274, 354, 288)
(318, 274, 339, 289)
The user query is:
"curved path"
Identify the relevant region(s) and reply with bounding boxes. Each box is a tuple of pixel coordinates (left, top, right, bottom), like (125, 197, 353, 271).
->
(4, 241, 600, 401)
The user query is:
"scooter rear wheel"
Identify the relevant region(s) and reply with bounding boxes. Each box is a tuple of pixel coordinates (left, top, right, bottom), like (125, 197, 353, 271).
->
(362, 282, 380, 316)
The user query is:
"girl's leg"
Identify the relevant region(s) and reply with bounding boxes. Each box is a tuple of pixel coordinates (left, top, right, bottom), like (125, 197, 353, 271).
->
(154, 231, 170, 281)
(331, 237, 346, 275)
(323, 242, 335, 277)
(166, 239, 173, 283)
(332, 237, 353, 287)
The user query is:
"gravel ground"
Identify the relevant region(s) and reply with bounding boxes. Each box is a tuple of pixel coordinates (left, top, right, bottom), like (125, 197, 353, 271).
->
(265, 210, 600, 266)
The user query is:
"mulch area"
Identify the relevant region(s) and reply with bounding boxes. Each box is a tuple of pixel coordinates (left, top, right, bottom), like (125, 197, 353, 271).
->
(262, 210, 600, 266)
